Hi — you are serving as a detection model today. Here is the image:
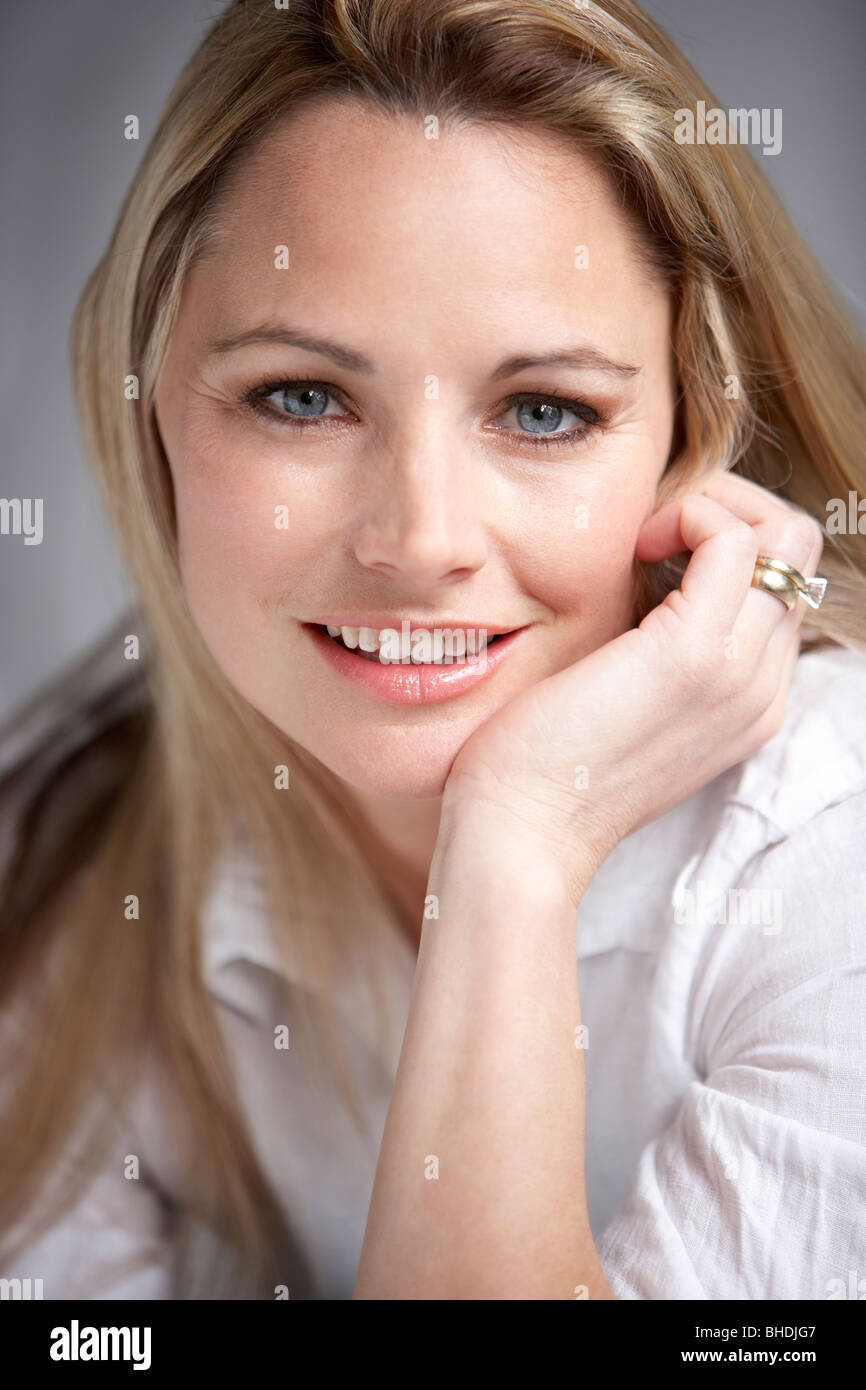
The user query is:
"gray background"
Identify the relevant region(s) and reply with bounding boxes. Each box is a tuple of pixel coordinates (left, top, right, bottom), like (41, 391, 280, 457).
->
(2, 0, 864, 722)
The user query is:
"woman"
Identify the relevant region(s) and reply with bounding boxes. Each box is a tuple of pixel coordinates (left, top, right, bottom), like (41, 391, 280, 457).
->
(1, 0, 864, 1300)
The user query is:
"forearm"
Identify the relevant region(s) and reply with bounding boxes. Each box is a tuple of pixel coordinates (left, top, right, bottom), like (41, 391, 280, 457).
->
(353, 804, 613, 1300)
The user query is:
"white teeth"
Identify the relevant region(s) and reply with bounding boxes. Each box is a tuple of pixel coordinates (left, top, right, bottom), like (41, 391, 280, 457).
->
(324, 623, 494, 664)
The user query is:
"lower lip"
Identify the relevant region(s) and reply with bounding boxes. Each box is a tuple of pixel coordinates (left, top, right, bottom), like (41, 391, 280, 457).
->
(303, 624, 528, 705)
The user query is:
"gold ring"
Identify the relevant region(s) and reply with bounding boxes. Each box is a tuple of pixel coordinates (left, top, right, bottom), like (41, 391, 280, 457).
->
(751, 555, 828, 611)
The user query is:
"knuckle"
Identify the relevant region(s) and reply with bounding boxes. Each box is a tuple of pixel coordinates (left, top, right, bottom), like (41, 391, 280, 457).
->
(749, 672, 782, 721)
(678, 638, 720, 692)
(781, 510, 823, 564)
(727, 519, 760, 561)
(755, 699, 786, 742)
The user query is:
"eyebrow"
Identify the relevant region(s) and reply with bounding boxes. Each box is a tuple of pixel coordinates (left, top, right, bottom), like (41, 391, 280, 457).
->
(209, 324, 374, 373)
(207, 323, 641, 379)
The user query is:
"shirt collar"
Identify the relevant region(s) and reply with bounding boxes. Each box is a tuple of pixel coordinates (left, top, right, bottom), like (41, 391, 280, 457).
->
(199, 756, 749, 1067)
(200, 826, 417, 1074)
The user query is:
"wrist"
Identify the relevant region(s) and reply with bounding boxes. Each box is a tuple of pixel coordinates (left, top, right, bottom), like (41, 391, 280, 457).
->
(435, 791, 599, 910)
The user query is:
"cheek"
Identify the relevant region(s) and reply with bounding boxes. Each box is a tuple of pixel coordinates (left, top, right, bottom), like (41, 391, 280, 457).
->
(169, 438, 325, 650)
(506, 463, 655, 644)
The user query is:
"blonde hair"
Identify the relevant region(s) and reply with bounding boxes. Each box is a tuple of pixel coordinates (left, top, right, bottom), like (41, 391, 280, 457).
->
(2, 0, 864, 1297)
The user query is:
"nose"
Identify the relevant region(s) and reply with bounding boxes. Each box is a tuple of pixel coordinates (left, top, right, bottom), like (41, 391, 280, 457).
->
(350, 427, 489, 587)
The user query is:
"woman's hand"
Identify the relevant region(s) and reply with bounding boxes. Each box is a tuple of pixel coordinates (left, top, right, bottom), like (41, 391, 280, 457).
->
(443, 470, 825, 902)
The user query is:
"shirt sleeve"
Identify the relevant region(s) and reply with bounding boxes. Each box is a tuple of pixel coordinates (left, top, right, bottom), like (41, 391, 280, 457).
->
(595, 789, 866, 1300)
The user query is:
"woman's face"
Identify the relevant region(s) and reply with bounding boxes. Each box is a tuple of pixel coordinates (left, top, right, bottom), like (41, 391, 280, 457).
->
(155, 100, 676, 798)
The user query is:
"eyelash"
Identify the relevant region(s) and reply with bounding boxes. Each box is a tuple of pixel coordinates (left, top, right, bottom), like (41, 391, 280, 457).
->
(239, 375, 604, 452)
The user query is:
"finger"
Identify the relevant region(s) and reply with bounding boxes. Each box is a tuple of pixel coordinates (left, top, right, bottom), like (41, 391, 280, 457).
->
(731, 594, 807, 760)
(720, 511, 824, 738)
(699, 468, 805, 516)
(639, 473, 826, 644)
(700, 471, 825, 571)
(730, 498, 826, 642)
(637, 469, 824, 568)
(761, 614, 805, 722)
(653, 493, 761, 638)
(748, 517, 825, 661)
(635, 492, 701, 563)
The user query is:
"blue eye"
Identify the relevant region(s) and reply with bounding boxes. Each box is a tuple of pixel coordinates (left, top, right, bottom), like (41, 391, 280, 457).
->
(250, 381, 343, 421)
(504, 396, 600, 448)
(516, 399, 567, 434)
(241, 377, 603, 451)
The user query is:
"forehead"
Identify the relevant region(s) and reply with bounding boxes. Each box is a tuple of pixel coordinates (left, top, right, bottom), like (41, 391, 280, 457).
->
(183, 99, 670, 360)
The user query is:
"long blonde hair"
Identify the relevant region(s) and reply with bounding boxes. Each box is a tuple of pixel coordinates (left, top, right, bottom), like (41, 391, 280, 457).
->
(2, 0, 864, 1297)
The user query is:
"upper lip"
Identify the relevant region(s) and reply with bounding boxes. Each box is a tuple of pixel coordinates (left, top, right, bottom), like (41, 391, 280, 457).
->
(306, 616, 525, 637)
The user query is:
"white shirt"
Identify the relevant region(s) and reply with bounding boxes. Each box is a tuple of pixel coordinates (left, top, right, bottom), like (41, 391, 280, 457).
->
(1, 628, 865, 1299)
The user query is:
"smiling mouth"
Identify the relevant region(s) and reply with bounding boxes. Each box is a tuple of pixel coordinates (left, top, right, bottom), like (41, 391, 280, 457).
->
(318, 623, 507, 664)
(305, 620, 528, 706)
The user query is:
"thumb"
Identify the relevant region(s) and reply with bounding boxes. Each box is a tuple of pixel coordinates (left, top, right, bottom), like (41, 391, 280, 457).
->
(634, 495, 692, 563)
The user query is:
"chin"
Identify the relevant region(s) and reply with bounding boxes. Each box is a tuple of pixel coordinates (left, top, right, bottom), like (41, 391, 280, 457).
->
(287, 727, 456, 800)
